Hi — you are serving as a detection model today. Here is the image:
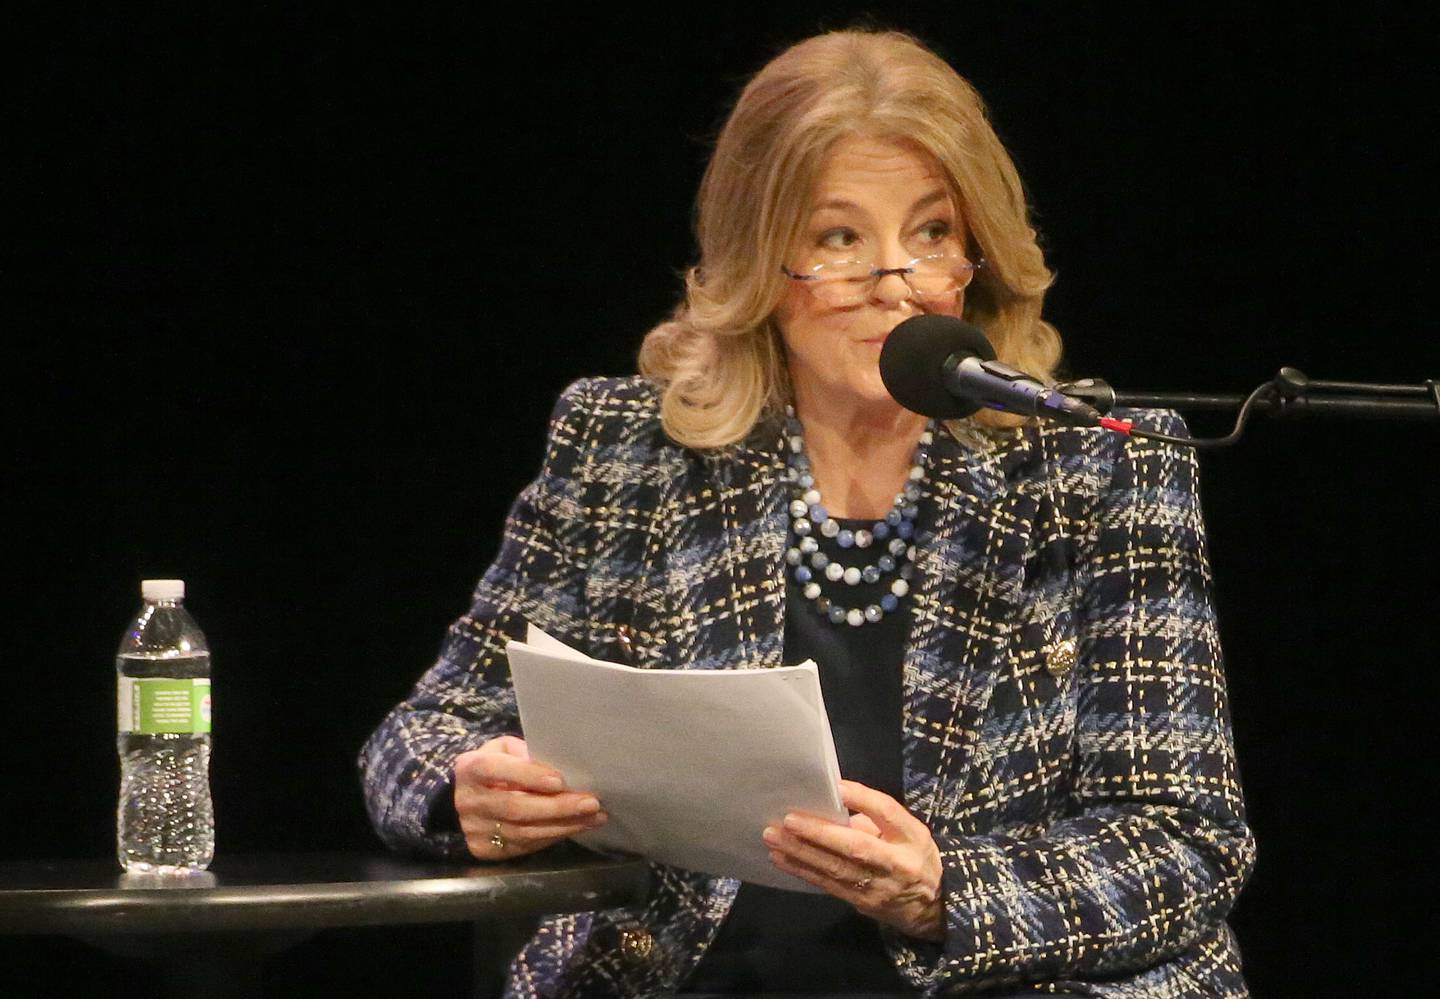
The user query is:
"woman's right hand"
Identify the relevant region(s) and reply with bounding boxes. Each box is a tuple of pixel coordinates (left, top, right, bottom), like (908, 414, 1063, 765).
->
(453, 735, 607, 860)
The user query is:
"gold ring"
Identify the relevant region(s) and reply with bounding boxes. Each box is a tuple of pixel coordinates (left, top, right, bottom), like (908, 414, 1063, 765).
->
(489, 821, 507, 851)
(853, 876, 873, 890)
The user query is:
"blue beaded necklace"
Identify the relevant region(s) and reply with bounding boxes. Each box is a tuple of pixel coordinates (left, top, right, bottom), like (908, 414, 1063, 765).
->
(781, 405, 933, 627)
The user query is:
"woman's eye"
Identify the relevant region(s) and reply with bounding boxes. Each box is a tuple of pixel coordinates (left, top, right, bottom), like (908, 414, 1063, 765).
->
(818, 228, 860, 251)
(917, 220, 952, 242)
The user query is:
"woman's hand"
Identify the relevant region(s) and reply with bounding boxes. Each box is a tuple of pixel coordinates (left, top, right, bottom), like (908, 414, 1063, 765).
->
(453, 735, 607, 860)
(763, 779, 944, 942)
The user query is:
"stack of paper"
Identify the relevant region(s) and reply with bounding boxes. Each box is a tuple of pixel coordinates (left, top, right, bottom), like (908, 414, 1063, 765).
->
(506, 626, 845, 891)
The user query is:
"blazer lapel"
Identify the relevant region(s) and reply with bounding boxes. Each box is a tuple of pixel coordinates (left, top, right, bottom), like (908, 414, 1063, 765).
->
(901, 419, 1036, 830)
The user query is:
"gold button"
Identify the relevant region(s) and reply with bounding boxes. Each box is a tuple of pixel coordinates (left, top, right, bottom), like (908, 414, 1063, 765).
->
(619, 927, 654, 962)
(1045, 638, 1077, 677)
(615, 625, 635, 663)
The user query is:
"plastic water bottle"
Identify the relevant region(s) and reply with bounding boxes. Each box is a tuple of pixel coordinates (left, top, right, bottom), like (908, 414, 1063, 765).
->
(116, 579, 214, 872)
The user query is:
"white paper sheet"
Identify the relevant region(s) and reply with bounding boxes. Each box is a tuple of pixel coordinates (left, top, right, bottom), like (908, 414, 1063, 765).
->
(506, 625, 845, 891)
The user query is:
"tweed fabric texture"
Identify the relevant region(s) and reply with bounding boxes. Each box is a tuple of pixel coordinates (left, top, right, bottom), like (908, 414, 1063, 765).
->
(359, 376, 1254, 997)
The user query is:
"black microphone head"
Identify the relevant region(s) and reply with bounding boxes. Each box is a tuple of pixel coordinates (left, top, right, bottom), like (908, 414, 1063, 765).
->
(879, 315, 997, 418)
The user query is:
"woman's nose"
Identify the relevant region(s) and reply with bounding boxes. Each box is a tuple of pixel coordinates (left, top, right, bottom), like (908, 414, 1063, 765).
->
(868, 238, 917, 307)
(870, 269, 913, 307)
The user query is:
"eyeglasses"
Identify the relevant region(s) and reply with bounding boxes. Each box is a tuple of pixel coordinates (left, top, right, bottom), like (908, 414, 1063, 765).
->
(781, 252, 984, 308)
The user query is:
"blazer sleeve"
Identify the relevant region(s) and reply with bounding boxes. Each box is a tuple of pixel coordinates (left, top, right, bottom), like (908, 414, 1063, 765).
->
(894, 412, 1255, 992)
(357, 379, 598, 859)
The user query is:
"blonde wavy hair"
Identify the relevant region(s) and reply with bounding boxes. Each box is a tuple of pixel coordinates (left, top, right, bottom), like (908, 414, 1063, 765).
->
(638, 29, 1062, 449)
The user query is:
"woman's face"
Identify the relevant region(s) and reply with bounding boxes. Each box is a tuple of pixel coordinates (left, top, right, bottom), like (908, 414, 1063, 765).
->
(775, 134, 969, 421)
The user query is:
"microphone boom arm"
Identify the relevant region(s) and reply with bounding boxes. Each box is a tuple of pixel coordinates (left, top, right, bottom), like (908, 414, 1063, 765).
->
(1055, 369, 1438, 449)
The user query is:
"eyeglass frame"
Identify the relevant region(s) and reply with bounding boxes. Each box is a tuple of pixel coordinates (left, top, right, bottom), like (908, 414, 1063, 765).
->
(780, 252, 986, 305)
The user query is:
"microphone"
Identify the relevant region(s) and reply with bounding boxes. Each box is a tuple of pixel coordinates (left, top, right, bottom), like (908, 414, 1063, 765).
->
(879, 315, 1102, 425)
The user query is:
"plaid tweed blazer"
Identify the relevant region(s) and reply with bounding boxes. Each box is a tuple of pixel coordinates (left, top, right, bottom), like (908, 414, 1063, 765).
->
(360, 375, 1255, 997)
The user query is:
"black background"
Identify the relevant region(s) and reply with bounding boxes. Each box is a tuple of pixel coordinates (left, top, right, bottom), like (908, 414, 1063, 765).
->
(5, 5, 1438, 997)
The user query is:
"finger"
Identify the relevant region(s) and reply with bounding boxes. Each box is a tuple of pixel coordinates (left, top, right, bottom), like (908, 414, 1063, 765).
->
(776, 812, 892, 872)
(849, 812, 883, 837)
(462, 787, 602, 825)
(840, 780, 923, 840)
(768, 848, 865, 902)
(475, 734, 531, 759)
(458, 750, 567, 793)
(465, 812, 608, 845)
(762, 822, 884, 885)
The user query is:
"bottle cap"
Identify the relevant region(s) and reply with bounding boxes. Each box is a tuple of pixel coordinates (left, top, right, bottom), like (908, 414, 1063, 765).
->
(141, 579, 186, 601)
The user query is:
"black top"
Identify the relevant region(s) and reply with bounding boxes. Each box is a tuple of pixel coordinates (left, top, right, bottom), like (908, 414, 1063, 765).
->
(683, 518, 912, 994)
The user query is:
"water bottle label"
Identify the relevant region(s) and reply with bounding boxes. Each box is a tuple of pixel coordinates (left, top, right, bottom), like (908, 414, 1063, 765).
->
(117, 677, 212, 734)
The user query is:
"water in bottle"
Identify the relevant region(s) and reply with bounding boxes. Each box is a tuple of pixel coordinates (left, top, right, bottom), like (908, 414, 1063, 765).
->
(116, 578, 214, 873)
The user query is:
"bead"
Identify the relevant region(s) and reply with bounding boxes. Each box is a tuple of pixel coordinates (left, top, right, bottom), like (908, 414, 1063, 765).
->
(907, 545, 916, 562)
(781, 413, 932, 629)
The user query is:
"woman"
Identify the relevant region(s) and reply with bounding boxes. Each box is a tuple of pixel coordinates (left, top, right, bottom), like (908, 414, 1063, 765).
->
(361, 30, 1254, 997)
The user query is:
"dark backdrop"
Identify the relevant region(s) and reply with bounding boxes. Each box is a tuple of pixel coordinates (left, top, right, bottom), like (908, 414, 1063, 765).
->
(6, 6, 1437, 997)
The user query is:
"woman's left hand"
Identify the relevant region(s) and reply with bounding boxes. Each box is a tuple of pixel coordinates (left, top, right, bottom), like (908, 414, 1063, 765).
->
(763, 779, 944, 942)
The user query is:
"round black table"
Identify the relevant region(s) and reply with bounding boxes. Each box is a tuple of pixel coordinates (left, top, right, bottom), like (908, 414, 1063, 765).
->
(0, 848, 650, 998)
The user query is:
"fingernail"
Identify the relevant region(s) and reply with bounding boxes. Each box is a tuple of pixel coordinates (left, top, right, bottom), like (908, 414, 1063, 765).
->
(762, 826, 780, 845)
(782, 814, 801, 831)
(542, 776, 565, 791)
(591, 811, 608, 824)
(578, 797, 600, 813)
